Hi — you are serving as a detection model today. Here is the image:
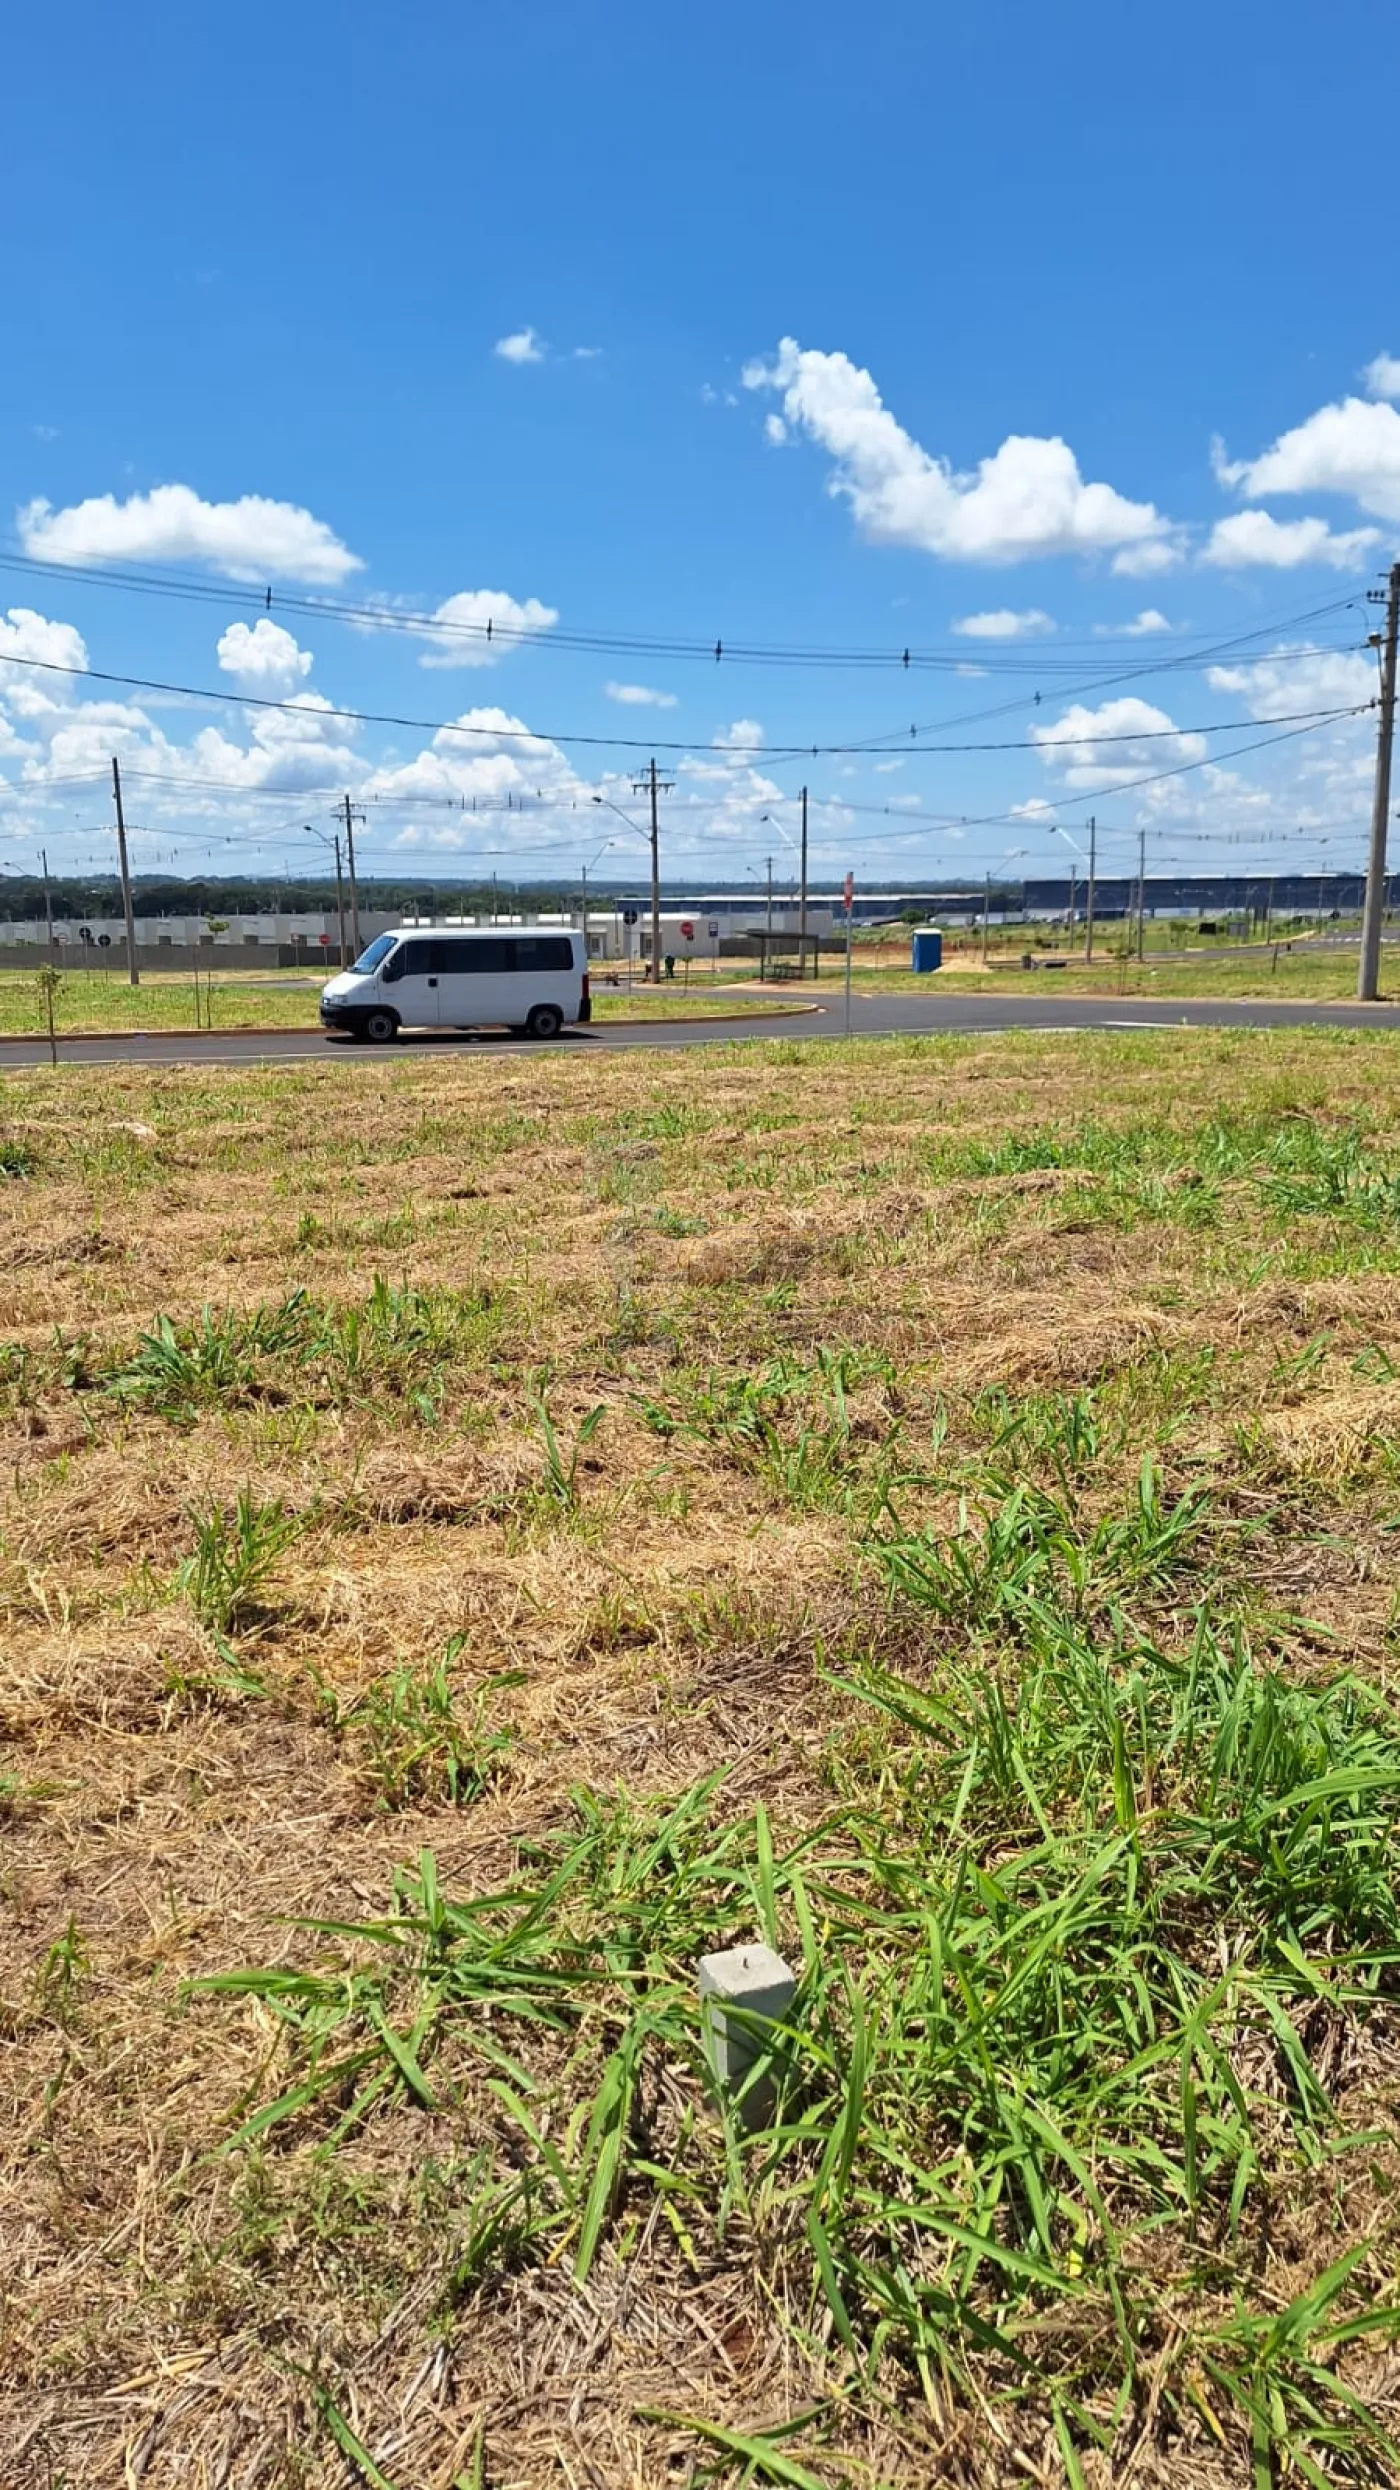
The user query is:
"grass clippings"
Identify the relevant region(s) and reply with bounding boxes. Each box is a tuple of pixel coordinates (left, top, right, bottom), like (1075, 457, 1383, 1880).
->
(3, 1025, 1400, 2489)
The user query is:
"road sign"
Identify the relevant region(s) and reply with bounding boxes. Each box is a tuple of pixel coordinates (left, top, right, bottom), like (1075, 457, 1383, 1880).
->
(843, 871, 854, 913)
(97, 932, 112, 948)
(622, 906, 639, 925)
(679, 919, 694, 941)
(707, 920, 719, 939)
(318, 932, 330, 946)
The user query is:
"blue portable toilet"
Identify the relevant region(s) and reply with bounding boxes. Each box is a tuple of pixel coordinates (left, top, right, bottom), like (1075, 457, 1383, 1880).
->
(911, 930, 943, 973)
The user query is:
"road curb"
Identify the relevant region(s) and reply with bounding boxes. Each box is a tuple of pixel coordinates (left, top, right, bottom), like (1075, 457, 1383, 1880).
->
(0, 1000, 827, 1046)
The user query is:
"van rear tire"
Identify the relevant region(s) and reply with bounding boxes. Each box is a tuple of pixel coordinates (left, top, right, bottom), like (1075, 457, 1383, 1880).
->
(526, 1004, 564, 1040)
(362, 1007, 400, 1045)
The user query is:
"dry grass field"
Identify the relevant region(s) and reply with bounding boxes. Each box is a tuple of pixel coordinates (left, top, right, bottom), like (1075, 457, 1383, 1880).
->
(3, 1027, 1400, 2489)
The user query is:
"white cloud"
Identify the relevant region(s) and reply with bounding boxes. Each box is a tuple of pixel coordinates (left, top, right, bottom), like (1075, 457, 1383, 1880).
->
(19, 485, 361, 583)
(1363, 353, 1400, 402)
(494, 327, 545, 364)
(605, 681, 678, 708)
(573, 345, 602, 360)
(713, 718, 763, 752)
(1205, 643, 1375, 720)
(414, 589, 559, 668)
(216, 617, 314, 693)
(1111, 538, 1182, 578)
(1203, 511, 1381, 570)
(366, 706, 579, 818)
(183, 691, 361, 793)
(873, 758, 904, 773)
(1213, 392, 1400, 523)
(1119, 608, 1172, 635)
(1032, 695, 1207, 790)
(743, 336, 1176, 566)
(953, 607, 1053, 639)
(0, 605, 90, 715)
(763, 413, 789, 447)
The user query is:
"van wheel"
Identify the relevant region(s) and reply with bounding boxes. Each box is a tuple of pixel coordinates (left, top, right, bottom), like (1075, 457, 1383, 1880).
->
(362, 1007, 400, 1045)
(526, 1004, 564, 1040)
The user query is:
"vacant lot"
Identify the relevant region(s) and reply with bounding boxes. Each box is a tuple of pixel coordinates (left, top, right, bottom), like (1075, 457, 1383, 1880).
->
(3, 1029, 1400, 2488)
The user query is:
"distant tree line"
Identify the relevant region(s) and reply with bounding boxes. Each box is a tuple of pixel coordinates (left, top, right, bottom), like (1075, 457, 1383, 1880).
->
(0, 873, 579, 920)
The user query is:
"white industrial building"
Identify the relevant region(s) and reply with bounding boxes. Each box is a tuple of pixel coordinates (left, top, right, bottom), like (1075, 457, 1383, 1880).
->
(0, 898, 836, 970)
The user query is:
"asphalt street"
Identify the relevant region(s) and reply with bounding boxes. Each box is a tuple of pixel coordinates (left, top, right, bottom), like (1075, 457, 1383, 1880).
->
(5, 990, 1400, 1068)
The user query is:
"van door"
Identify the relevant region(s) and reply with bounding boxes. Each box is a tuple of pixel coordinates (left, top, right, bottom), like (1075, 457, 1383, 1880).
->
(379, 937, 441, 1029)
(434, 933, 512, 1027)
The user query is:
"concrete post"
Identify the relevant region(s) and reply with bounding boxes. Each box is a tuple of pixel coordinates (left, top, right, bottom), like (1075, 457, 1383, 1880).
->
(698, 1942, 797, 2128)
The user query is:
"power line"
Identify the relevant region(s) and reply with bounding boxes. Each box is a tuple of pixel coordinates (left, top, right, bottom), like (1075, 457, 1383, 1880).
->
(0, 547, 1365, 675)
(0, 647, 1370, 760)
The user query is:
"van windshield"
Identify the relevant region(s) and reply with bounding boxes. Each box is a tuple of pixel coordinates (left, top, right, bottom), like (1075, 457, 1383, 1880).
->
(353, 934, 397, 972)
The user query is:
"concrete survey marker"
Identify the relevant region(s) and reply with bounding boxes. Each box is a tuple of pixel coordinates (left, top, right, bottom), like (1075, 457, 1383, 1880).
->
(698, 1942, 797, 2128)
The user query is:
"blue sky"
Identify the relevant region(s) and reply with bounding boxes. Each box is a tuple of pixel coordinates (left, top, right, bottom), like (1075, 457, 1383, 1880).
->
(2, 0, 1398, 895)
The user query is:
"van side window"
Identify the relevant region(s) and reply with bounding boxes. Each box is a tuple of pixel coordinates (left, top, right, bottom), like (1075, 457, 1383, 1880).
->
(431, 937, 511, 974)
(395, 939, 433, 977)
(513, 936, 574, 970)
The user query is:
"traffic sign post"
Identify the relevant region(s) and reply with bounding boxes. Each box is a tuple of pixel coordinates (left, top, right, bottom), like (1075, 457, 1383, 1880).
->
(708, 917, 720, 979)
(622, 905, 639, 992)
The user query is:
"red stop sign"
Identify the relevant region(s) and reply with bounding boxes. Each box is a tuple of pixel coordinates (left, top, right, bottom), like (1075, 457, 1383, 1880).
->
(680, 920, 694, 940)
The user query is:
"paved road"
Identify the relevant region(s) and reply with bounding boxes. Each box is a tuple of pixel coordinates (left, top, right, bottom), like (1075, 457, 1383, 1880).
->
(6, 991, 1400, 1069)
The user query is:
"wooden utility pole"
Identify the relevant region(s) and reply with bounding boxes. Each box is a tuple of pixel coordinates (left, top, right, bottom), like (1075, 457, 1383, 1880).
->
(342, 794, 364, 958)
(1084, 815, 1097, 965)
(1136, 826, 1147, 960)
(111, 757, 139, 986)
(981, 870, 991, 962)
(1358, 560, 1400, 1001)
(799, 785, 810, 978)
(632, 757, 673, 983)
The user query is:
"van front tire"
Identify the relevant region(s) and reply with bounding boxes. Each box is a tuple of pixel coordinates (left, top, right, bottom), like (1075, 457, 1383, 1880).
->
(361, 1008, 400, 1045)
(525, 1004, 564, 1040)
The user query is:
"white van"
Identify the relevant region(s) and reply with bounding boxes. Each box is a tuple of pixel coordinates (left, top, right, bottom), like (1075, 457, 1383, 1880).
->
(319, 928, 591, 1043)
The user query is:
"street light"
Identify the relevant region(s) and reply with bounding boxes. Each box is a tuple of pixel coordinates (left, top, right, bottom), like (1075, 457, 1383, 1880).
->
(580, 837, 612, 955)
(759, 802, 812, 975)
(304, 822, 349, 965)
(1053, 821, 1096, 962)
(2, 850, 56, 959)
(592, 795, 650, 983)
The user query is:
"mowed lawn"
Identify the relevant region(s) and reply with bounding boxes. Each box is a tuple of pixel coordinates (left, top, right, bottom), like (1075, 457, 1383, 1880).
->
(0, 967, 788, 1036)
(3, 1029, 1400, 2488)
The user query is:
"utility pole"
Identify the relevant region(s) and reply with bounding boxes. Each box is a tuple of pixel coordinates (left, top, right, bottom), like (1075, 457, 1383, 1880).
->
(1137, 826, 1147, 960)
(1084, 815, 1096, 965)
(332, 833, 349, 967)
(765, 856, 773, 936)
(632, 756, 673, 984)
(342, 793, 364, 958)
(111, 756, 139, 986)
(799, 785, 810, 978)
(1358, 559, 1400, 1001)
(981, 869, 991, 963)
(40, 847, 54, 961)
